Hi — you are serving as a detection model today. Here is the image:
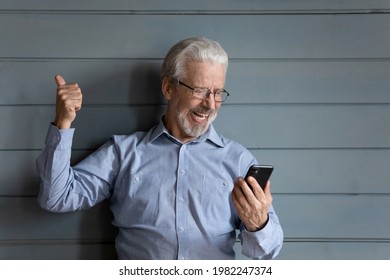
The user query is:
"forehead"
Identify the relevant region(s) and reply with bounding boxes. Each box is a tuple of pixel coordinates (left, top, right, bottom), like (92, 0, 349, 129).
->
(184, 61, 226, 86)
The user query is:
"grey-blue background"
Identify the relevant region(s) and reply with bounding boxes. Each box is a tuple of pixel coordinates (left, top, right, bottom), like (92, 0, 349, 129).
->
(1, 0, 389, 259)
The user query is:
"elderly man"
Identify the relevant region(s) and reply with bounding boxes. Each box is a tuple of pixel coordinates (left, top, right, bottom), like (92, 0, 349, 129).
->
(37, 37, 283, 259)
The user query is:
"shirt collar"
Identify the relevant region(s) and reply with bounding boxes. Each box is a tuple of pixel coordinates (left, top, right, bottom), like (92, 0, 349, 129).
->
(149, 118, 225, 148)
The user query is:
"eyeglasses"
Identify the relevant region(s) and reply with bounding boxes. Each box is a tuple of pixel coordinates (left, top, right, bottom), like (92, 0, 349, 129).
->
(177, 80, 230, 103)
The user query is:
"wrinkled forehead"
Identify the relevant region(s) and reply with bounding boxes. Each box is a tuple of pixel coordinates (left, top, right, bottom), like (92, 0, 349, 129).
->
(182, 61, 226, 87)
(180, 60, 227, 80)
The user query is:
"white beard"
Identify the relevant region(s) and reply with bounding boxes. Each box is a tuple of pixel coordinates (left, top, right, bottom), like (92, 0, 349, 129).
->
(172, 98, 217, 138)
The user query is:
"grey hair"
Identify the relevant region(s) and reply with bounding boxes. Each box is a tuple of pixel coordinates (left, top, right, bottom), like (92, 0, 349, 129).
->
(161, 37, 228, 82)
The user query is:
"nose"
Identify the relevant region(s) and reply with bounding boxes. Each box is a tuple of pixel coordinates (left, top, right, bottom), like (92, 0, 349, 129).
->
(202, 92, 216, 110)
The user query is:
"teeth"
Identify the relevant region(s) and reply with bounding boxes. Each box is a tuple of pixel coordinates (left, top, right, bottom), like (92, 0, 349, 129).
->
(192, 112, 208, 120)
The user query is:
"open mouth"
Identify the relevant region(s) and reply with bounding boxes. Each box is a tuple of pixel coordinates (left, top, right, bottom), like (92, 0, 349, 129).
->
(190, 111, 209, 123)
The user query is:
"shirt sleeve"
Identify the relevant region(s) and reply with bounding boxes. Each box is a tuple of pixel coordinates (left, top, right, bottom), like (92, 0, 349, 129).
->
(235, 149, 284, 259)
(36, 124, 118, 212)
(239, 204, 284, 259)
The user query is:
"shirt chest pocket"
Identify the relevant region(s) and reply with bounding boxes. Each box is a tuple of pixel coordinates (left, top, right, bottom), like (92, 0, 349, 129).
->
(114, 173, 162, 226)
(200, 176, 236, 234)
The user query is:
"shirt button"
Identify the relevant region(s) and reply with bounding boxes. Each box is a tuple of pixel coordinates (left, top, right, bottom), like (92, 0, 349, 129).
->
(179, 257, 185, 260)
(179, 227, 184, 232)
(178, 197, 184, 203)
(135, 177, 140, 182)
(180, 170, 185, 175)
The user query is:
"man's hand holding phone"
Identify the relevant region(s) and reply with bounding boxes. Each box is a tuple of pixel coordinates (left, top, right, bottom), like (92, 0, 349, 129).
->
(231, 165, 274, 232)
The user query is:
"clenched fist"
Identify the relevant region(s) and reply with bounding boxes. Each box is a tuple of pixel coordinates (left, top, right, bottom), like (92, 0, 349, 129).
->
(54, 75, 83, 129)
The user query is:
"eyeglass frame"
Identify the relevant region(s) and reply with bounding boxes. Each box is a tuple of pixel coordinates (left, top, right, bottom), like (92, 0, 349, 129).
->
(176, 80, 230, 103)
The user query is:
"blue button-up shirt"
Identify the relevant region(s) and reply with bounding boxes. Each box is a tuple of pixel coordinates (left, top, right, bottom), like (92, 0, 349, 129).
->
(37, 120, 283, 259)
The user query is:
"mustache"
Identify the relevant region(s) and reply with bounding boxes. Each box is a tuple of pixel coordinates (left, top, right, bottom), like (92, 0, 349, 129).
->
(193, 105, 215, 115)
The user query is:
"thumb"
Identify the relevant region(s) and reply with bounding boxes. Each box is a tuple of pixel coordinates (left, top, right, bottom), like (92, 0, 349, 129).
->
(55, 75, 66, 86)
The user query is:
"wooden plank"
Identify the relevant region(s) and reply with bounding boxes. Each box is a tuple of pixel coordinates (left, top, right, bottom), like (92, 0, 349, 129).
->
(0, 105, 165, 150)
(275, 194, 390, 239)
(1, 14, 390, 59)
(0, 198, 117, 240)
(227, 60, 390, 104)
(2, 240, 389, 260)
(271, 242, 390, 260)
(251, 149, 390, 194)
(0, 150, 95, 197)
(0, 60, 164, 105)
(1, 0, 389, 11)
(1, 195, 388, 258)
(235, 241, 390, 260)
(1, 149, 390, 196)
(0, 151, 40, 196)
(0, 243, 117, 260)
(2, 60, 390, 105)
(1, 104, 389, 150)
(215, 104, 390, 149)
(0, 196, 389, 241)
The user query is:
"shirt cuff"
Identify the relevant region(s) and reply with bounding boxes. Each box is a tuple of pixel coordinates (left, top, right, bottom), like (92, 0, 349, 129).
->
(44, 123, 75, 149)
(241, 217, 278, 259)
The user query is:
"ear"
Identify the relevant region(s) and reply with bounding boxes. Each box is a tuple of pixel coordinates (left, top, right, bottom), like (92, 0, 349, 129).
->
(161, 76, 174, 101)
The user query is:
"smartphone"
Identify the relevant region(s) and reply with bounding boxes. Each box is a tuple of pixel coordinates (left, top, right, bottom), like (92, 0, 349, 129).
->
(245, 164, 274, 190)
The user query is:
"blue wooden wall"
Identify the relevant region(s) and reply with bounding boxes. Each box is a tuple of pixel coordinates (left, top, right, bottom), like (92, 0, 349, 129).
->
(1, 0, 389, 259)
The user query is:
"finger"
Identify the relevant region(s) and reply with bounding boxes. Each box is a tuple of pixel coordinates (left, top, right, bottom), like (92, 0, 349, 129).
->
(232, 179, 253, 209)
(246, 176, 265, 198)
(242, 177, 272, 213)
(57, 90, 82, 105)
(55, 75, 66, 86)
(73, 100, 82, 112)
(240, 176, 262, 202)
(62, 98, 82, 112)
(232, 185, 261, 225)
(262, 180, 273, 204)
